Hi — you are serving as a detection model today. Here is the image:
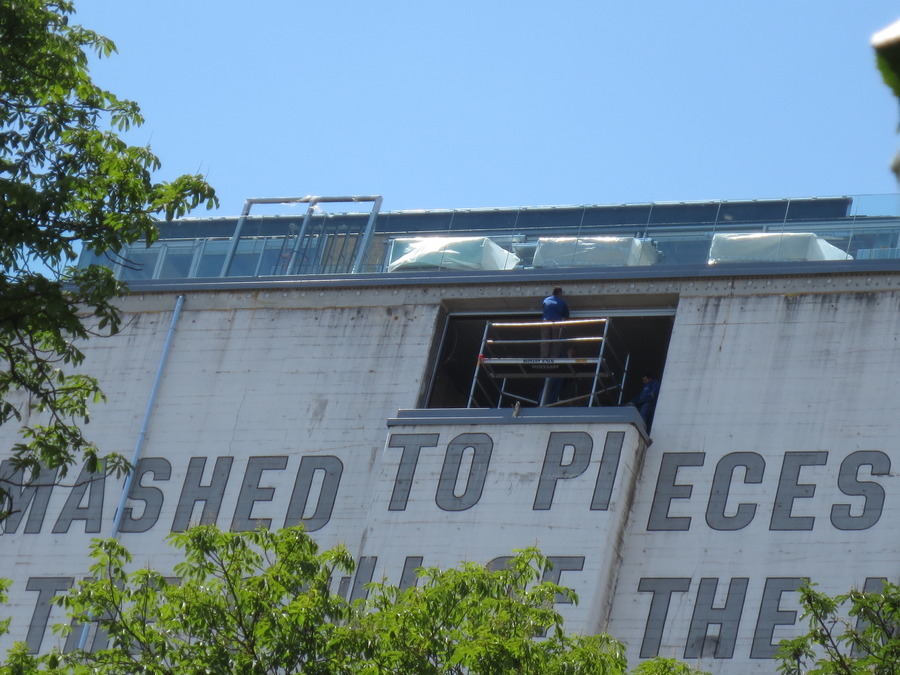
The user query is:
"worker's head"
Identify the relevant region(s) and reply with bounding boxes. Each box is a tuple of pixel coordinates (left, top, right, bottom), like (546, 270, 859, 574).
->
(642, 373, 654, 383)
(552, 286, 563, 296)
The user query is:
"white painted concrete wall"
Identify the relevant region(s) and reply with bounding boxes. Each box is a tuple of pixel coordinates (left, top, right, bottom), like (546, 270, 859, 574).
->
(3, 280, 900, 674)
(610, 289, 900, 670)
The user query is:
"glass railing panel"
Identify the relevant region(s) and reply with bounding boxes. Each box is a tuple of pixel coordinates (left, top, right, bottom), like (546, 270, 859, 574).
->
(222, 238, 267, 277)
(156, 241, 201, 279)
(379, 210, 455, 235)
(848, 193, 900, 218)
(580, 204, 653, 232)
(648, 202, 722, 228)
(76, 247, 111, 270)
(75, 193, 900, 278)
(194, 239, 230, 278)
(716, 200, 788, 225)
(515, 207, 585, 233)
(117, 244, 162, 281)
(650, 237, 711, 266)
(447, 209, 519, 233)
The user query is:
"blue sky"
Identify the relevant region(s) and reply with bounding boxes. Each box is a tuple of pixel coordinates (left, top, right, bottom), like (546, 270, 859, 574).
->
(76, 1, 900, 217)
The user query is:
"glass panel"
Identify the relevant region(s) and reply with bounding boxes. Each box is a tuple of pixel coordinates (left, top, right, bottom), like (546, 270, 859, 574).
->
(581, 204, 652, 230)
(448, 210, 519, 234)
(78, 193, 900, 279)
(379, 210, 454, 235)
(785, 197, 852, 221)
(516, 207, 584, 233)
(256, 239, 287, 276)
(225, 238, 265, 277)
(195, 239, 230, 278)
(117, 244, 161, 281)
(157, 242, 199, 279)
(649, 202, 721, 227)
(851, 193, 900, 218)
(76, 248, 108, 268)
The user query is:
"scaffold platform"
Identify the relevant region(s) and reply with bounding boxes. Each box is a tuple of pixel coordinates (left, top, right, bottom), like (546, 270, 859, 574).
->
(466, 318, 631, 409)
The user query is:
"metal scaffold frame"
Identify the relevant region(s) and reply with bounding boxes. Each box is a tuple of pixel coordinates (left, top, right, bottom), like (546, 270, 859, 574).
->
(466, 318, 631, 409)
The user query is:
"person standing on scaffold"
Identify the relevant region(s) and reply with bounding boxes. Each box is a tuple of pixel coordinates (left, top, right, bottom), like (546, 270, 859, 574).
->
(540, 287, 569, 358)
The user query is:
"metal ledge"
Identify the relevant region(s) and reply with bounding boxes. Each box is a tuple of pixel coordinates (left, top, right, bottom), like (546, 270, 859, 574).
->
(117, 258, 900, 294)
(387, 406, 650, 441)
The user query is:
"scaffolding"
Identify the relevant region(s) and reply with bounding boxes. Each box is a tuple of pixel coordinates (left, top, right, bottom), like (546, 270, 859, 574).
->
(466, 318, 631, 409)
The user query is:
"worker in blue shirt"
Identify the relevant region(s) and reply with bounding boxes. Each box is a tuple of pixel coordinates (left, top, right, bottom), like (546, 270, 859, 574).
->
(630, 374, 661, 430)
(540, 287, 569, 357)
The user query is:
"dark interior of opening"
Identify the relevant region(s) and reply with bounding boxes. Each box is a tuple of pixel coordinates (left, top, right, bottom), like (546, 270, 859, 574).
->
(425, 313, 674, 409)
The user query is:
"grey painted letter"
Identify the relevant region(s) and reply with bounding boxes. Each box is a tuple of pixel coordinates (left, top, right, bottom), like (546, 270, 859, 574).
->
(831, 450, 890, 531)
(647, 453, 705, 531)
(52, 463, 105, 534)
(706, 452, 765, 531)
(770, 452, 827, 531)
(399, 556, 424, 591)
(25, 577, 73, 653)
(436, 432, 492, 512)
(0, 461, 57, 534)
(284, 455, 343, 532)
(638, 577, 692, 658)
(591, 431, 625, 510)
(533, 432, 593, 510)
(685, 577, 748, 659)
(118, 457, 171, 533)
(231, 456, 289, 531)
(350, 556, 377, 601)
(171, 456, 234, 532)
(387, 433, 439, 511)
(543, 556, 586, 604)
(750, 577, 805, 658)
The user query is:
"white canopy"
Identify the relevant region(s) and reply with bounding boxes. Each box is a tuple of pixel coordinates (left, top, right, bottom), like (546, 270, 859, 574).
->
(708, 232, 852, 264)
(387, 236, 521, 272)
(532, 236, 660, 268)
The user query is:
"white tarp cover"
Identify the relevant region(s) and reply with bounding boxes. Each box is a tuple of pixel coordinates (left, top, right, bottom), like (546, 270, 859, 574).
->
(531, 236, 660, 268)
(708, 232, 852, 264)
(387, 236, 520, 272)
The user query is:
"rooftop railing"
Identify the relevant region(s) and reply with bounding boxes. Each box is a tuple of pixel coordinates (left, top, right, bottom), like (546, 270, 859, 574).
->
(78, 194, 900, 281)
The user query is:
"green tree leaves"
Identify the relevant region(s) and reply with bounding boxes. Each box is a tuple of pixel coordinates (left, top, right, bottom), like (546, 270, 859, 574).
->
(777, 581, 900, 675)
(359, 549, 626, 675)
(0, 526, 710, 675)
(0, 0, 216, 516)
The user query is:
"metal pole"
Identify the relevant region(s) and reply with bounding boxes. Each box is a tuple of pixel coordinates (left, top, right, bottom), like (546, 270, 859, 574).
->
(619, 352, 631, 406)
(220, 201, 253, 277)
(588, 320, 609, 408)
(286, 202, 316, 274)
(351, 195, 383, 273)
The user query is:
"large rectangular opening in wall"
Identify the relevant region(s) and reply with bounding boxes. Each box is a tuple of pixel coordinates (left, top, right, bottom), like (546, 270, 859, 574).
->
(424, 310, 675, 410)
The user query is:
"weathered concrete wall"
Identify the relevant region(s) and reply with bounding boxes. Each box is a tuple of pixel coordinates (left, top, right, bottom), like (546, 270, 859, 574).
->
(609, 288, 900, 670)
(0, 288, 441, 653)
(3, 277, 900, 674)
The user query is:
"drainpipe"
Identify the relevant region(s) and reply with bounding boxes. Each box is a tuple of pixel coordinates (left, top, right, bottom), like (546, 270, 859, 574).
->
(77, 294, 185, 650)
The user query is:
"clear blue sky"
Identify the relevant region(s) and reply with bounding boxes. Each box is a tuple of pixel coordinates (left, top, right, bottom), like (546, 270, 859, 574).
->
(76, 1, 900, 217)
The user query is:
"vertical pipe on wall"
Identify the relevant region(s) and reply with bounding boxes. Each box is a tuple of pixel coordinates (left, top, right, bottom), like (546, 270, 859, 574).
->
(77, 294, 185, 650)
(110, 294, 185, 537)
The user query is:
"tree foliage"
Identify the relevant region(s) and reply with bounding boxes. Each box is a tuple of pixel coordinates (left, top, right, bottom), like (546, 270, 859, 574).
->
(0, 0, 216, 519)
(0, 527, 708, 674)
(777, 581, 900, 675)
(358, 549, 628, 675)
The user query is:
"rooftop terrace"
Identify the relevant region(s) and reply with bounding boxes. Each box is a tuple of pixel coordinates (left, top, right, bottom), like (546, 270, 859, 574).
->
(78, 194, 900, 282)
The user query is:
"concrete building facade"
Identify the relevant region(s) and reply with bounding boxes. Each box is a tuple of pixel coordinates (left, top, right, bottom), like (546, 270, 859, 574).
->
(3, 194, 900, 672)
